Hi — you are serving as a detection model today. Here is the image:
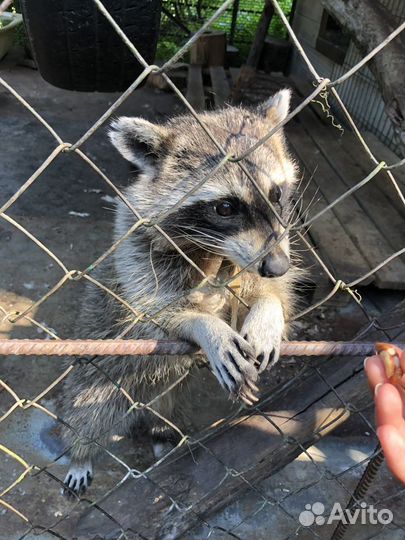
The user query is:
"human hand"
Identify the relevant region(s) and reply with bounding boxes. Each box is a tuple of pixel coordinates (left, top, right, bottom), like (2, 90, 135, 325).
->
(364, 344, 405, 484)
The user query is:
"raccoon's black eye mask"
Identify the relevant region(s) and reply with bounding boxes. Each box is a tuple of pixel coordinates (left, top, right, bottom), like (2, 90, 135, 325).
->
(161, 188, 289, 240)
(214, 184, 286, 220)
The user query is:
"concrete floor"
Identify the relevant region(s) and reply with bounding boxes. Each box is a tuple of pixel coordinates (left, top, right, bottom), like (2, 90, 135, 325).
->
(0, 53, 404, 540)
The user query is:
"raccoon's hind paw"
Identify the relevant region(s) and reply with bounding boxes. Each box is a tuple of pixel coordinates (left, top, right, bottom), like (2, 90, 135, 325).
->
(62, 462, 93, 497)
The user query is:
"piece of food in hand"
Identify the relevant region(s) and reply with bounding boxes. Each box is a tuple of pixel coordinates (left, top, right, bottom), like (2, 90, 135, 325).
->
(375, 343, 404, 388)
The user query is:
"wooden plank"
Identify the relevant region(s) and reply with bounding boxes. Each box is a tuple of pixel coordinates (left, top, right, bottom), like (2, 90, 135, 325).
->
(229, 66, 240, 86)
(362, 131, 405, 188)
(286, 121, 373, 286)
(245, 0, 275, 70)
(293, 107, 405, 289)
(190, 31, 226, 67)
(210, 66, 230, 109)
(339, 131, 405, 217)
(231, 0, 275, 100)
(297, 109, 405, 271)
(186, 64, 205, 112)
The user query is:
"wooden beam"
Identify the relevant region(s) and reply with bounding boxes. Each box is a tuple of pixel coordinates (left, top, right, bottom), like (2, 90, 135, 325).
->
(190, 31, 227, 67)
(231, 0, 275, 100)
(186, 65, 205, 112)
(229, 0, 240, 46)
(245, 0, 275, 69)
(210, 66, 230, 109)
(285, 123, 373, 286)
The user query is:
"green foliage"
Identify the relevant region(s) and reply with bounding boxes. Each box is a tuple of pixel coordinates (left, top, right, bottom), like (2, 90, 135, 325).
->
(157, 39, 180, 61)
(157, 0, 294, 61)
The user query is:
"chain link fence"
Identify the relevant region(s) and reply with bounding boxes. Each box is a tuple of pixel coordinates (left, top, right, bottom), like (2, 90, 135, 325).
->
(0, 0, 405, 539)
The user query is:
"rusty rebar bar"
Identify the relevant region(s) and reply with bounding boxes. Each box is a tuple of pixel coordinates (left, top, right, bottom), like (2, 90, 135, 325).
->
(0, 339, 403, 357)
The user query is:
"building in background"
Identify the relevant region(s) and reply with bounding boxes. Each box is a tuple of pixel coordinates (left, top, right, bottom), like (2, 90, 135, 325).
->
(289, 0, 405, 156)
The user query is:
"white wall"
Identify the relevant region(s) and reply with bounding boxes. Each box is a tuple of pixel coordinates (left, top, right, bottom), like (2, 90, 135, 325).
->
(289, 0, 335, 81)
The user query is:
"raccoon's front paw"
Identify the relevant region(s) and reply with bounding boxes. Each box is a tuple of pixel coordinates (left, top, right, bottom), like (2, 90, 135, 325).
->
(62, 461, 93, 497)
(205, 327, 259, 405)
(241, 298, 284, 373)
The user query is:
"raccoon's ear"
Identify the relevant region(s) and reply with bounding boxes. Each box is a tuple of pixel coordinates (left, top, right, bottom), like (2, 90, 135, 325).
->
(260, 88, 292, 124)
(109, 117, 168, 171)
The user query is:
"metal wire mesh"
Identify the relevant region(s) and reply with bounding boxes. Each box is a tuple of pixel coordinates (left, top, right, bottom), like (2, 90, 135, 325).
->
(0, 1, 405, 539)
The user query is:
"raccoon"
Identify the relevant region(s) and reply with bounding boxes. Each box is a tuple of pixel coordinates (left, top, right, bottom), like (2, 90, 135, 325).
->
(60, 89, 299, 495)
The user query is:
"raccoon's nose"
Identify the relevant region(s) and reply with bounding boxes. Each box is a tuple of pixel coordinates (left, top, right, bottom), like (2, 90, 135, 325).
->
(259, 253, 289, 278)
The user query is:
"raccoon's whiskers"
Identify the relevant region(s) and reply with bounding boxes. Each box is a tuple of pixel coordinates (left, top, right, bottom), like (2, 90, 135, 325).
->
(287, 178, 312, 222)
(179, 233, 223, 256)
(287, 187, 321, 230)
(287, 168, 319, 223)
(174, 225, 227, 254)
(180, 226, 226, 244)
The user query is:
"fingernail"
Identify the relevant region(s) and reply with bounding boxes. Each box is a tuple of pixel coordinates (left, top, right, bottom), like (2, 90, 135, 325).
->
(375, 382, 383, 396)
(364, 357, 371, 370)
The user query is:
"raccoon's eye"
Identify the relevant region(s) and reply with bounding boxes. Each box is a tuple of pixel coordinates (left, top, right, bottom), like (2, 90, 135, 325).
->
(269, 185, 282, 203)
(215, 201, 237, 217)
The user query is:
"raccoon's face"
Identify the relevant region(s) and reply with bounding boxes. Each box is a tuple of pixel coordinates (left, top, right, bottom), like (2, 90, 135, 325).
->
(109, 89, 297, 278)
(178, 189, 292, 278)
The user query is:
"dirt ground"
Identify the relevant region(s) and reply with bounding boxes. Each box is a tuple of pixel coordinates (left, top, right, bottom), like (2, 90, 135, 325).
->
(0, 50, 404, 540)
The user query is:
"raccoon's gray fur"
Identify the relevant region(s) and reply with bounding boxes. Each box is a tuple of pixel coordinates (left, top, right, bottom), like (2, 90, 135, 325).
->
(60, 89, 300, 495)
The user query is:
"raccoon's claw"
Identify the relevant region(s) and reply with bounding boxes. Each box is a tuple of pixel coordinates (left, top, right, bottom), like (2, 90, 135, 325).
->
(256, 347, 279, 373)
(62, 462, 93, 497)
(238, 386, 260, 406)
(243, 333, 281, 373)
(208, 332, 259, 403)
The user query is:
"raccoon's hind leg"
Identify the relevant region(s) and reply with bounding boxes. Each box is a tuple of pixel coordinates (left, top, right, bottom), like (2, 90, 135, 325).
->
(147, 382, 184, 461)
(62, 429, 99, 497)
(61, 381, 134, 496)
(151, 423, 181, 460)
